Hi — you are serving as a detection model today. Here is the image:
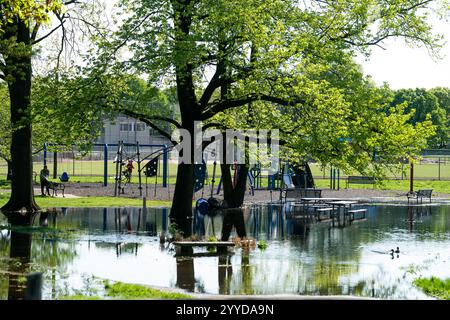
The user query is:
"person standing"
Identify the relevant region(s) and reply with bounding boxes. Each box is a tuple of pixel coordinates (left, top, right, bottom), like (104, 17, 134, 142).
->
(40, 165, 50, 196)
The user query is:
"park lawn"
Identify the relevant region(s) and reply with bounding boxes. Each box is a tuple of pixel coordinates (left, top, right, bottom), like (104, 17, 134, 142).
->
(0, 192, 171, 208)
(314, 179, 450, 194)
(414, 277, 450, 300)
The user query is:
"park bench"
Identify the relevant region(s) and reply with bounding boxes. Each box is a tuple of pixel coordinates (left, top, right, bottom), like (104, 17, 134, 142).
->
(47, 181, 65, 197)
(346, 176, 375, 188)
(407, 189, 433, 204)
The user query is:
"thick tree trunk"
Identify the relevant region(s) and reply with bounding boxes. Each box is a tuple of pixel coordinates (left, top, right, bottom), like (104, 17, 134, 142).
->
(170, 163, 194, 237)
(221, 163, 249, 208)
(1, 20, 39, 213)
(6, 159, 12, 181)
(220, 164, 248, 241)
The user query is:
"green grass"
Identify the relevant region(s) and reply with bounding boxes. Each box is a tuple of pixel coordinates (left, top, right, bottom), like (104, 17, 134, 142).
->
(59, 295, 103, 300)
(0, 192, 171, 208)
(414, 277, 450, 300)
(314, 179, 450, 194)
(104, 281, 192, 300)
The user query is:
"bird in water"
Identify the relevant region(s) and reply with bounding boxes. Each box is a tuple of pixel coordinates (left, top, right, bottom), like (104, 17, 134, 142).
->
(390, 247, 400, 259)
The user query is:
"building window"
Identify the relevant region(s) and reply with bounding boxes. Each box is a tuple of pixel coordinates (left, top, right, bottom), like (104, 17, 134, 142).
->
(136, 123, 146, 131)
(120, 123, 133, 131)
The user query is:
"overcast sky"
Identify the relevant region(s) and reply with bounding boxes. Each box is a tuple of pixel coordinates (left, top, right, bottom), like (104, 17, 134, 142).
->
(356, 17, 450, 90)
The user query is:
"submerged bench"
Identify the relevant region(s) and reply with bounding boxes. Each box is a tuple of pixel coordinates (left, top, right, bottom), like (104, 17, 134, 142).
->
(315, 207, 334, 221)
(173, 241, 235, 256)
(407, 189, 433, 204)
(347, 209, 367, 221)
(172, 241, 234, 247)
(346, 176, 375, 188)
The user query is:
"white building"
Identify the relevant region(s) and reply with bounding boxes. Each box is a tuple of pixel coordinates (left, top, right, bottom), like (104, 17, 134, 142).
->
(96, 115, 172, 146)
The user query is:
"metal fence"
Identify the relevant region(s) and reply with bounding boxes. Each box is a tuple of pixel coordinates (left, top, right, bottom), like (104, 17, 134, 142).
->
(0, 148, 448, 187)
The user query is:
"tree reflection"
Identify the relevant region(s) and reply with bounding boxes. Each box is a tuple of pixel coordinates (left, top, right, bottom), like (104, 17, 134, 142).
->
(5, 213, 35, 300)
(1, 210, 79, 300)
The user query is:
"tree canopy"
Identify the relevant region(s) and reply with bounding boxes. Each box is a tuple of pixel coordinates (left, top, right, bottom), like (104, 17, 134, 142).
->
(389, 87, 449, 148)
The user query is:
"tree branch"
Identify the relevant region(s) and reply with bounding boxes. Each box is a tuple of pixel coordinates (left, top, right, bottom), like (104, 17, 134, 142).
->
(32, 19, 66, 45)
(201, 94, 306, 120)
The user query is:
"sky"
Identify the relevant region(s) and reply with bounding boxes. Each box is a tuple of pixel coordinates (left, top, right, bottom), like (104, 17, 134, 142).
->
(356, 18, 450, 90)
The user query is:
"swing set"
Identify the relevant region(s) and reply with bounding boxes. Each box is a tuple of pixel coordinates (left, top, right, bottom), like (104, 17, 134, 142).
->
(113, 141, 171, 197)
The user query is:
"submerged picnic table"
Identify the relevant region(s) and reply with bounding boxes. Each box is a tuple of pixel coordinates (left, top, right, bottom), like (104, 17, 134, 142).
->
(172, 241, 235, 256)
(172, 241, 234, 247)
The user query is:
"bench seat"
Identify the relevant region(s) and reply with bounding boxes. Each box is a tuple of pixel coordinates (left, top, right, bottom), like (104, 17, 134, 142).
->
(407, 189, 432, 204)
(346, 176, 375, 188)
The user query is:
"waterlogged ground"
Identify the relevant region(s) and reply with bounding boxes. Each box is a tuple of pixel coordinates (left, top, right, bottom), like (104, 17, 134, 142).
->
(1, 204, 450, 299)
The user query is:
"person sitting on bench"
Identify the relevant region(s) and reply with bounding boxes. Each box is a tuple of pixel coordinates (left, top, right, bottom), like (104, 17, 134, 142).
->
(39, 165, 50, 196)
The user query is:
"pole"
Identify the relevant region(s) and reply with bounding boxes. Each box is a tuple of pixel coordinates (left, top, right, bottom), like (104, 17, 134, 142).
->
(210, 161, 217, 198)
(330, 166, 333, 190)
(114, 141, 121, 197)
(337, 169, 340, 190)
(162, 145, 168, 187)
(43, 143, 47, 167)
(137, 142, 142, 196)
(332, 168, 336, 190)
(53, 151, 57, 179)
(104, 144, 108, 187)
(409, 162, 414, 193)
(438, 157, 441, 181)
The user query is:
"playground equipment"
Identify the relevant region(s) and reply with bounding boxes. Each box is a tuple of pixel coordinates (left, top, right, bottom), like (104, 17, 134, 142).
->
(114, 141, 141, 196)
(42, 143, 169, 188)
(114, 141, 172, 197)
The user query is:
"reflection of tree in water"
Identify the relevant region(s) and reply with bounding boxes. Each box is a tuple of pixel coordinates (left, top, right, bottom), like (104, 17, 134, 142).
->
(0, 211, 79, 300)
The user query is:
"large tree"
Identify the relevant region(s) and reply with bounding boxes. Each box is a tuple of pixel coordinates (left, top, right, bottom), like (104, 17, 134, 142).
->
(1, 0, 106, 212)
(93, 0, 445, 231)
(0, 1, 63, 212)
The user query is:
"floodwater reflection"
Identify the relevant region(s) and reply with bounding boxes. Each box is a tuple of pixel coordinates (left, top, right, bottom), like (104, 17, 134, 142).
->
(0, 203, 450, 299)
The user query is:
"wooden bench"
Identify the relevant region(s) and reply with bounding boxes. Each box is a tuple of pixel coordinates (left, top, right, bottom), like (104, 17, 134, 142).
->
(346, 176, 375, 188)
(407, 189, 433, 204)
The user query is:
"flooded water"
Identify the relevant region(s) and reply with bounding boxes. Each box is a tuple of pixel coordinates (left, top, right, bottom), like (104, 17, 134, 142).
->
(1, 203, 450, 299)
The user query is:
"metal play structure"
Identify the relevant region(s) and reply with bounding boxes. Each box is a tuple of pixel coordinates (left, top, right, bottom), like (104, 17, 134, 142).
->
(113, 141, 172, 197)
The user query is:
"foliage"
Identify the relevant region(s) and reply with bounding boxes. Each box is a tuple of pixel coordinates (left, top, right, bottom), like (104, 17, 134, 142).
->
(389, 88, 449, 148)
(0, 84, 10, 161)
(104, 281, 191, 299)
(257, 240, 267, 250)
(414, 277, 450, 300)
(94, 0, 447, 182)
(0, 0, 62, 33)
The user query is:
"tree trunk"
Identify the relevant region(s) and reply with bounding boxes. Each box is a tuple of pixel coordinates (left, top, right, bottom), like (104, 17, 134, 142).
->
(1, 20, 39, 213)
(170, 163, 194, 237)
(220, 164, 248, 241)
(6, 159, 12, 181)
(6, 213, 35, 300)
(221, 163, 249, 208)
